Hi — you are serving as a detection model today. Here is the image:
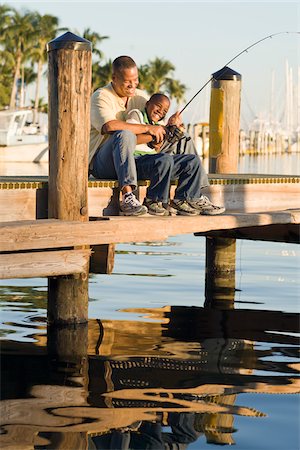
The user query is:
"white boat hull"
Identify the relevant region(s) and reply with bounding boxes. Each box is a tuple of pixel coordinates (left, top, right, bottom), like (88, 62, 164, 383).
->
(0, 143, 48, 163)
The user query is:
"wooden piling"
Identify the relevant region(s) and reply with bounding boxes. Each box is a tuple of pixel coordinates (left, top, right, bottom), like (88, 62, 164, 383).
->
(205, 66, 241, 307)
(47, 32, 92, 325)
(208, 67, 241, 173)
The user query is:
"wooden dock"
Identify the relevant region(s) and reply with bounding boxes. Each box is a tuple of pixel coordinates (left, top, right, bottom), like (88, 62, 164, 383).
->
(1, 173, 299, 221)
(0, 174, 299, 280)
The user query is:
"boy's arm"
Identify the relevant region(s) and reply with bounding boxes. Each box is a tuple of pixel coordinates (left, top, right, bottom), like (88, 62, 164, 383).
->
(126, 110, 164, 147)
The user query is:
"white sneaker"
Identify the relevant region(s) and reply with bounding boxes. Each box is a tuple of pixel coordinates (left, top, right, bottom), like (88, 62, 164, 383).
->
(120, 192, 148, 216)
(188, 195, 225, 215)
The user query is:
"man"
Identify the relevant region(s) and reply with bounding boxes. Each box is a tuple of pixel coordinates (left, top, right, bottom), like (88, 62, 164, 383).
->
(89, 56, 225, 216)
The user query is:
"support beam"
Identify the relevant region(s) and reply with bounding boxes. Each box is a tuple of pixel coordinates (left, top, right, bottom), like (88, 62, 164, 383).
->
(0, 249, 91, 279)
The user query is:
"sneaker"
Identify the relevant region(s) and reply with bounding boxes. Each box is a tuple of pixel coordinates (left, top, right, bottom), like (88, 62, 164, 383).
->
(188, 195, 226, 215)
(120, 192, 148, 216)
(170, 199, 199, 216)
(163, 202, 177, 216)
(143, 198, 169, 216)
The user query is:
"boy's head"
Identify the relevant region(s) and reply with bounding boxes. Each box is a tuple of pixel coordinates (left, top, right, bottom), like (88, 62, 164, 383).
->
(146, 93, 170, 123)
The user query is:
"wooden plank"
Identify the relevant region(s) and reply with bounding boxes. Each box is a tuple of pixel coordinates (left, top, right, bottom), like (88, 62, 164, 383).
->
(0, 249, 91, 279)
(0, 210, 299, 253)
(196, 223, 300, 243)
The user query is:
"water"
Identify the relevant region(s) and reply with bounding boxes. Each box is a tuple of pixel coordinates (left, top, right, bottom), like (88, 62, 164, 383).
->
(0, 154, 299, 450)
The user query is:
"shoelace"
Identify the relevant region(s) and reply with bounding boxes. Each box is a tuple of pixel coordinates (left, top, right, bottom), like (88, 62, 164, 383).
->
(123, 193, 141, 207)
(195, 195, 212, 206)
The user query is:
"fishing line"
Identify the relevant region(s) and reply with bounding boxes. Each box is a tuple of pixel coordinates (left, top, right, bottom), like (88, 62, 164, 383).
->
(180, 31, 300, 115)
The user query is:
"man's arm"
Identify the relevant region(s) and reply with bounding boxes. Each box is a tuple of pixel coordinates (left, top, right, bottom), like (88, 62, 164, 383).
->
(102, 119, 166, 143)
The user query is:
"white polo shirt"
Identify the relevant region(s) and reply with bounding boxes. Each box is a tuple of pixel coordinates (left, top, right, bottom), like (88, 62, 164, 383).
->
(89, 83, 149, 164)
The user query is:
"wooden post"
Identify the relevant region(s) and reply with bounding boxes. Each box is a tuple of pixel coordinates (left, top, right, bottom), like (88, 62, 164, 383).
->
(90, 244, 116, 274)
(47, 32, 92, 325)
(208, 66, 241, 173)
(205, 66, 241, 307)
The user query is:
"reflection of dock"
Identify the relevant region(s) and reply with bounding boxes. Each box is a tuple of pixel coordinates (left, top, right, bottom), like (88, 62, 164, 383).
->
(1, 304, 299, 448)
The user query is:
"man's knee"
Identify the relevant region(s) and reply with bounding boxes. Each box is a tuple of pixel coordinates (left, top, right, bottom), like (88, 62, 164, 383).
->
(114, 129, 136, 146)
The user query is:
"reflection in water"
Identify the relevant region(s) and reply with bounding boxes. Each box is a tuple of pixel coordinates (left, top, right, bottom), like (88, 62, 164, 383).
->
(238, 153, 300, 175)
(1, 153, 299, 448)
(1, 304, 299, 449)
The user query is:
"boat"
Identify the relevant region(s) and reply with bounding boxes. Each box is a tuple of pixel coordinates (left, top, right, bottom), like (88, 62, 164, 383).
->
(0, 109, 48, 163)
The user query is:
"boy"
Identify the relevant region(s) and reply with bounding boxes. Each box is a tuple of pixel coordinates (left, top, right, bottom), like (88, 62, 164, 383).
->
(127, 93, 225, 216)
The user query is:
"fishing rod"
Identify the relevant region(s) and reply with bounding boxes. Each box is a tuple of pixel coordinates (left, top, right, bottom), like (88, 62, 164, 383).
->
(179, 31, 300, 115)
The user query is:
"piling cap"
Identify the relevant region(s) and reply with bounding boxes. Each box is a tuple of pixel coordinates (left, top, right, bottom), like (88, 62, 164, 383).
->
(47, 31, 91, 52)
(212, 66, 241, 81)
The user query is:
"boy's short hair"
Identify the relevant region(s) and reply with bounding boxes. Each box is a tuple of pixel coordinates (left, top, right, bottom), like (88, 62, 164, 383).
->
(149, 93, 170, 104)
(112, 56, 137, 74)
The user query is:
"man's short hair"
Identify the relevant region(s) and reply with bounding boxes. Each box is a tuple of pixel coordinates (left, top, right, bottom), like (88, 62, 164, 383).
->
(112, 56, 137, 74)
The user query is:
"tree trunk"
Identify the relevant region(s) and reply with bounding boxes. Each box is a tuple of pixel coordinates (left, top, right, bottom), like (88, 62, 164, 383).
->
(33, 58, 43, 123)
(10, 54, 21, 110)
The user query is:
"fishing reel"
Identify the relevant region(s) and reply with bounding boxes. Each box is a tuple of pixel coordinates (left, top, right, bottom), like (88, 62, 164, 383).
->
(165, 124, 185, 145)
(147, 124, 187, 149)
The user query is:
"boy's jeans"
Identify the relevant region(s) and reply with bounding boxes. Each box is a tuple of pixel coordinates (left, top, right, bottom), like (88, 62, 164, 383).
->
(91, 130, 208, 203)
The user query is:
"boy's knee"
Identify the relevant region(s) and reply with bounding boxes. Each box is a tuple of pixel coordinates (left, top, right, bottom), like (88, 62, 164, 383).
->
(157, 153, 174, 167)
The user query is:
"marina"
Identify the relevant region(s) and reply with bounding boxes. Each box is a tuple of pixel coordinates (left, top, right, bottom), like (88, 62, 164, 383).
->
(0, 29, 299, 450)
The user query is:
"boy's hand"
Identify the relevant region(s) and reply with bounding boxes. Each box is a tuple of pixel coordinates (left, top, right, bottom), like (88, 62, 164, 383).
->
(167, 111, 182, 127)
(147, 124, 166, 143)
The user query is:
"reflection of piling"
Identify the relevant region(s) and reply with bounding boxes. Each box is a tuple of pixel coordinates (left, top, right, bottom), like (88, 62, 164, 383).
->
(209, 67, 241, 173)
(47, 32, 92, 325)
(194, 394, 237, 445)
(205, 237, 236, 308)
(47, 323, 89, 449)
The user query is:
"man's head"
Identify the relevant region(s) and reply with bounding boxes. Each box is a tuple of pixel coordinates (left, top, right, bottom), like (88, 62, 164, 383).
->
(146, 93, 170, 123)
(112, 56, 139, 98)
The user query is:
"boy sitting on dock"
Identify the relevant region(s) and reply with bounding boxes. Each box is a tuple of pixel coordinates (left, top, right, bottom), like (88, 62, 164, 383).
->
(89, 55, 225, 216)
(127, 92, 225, 215)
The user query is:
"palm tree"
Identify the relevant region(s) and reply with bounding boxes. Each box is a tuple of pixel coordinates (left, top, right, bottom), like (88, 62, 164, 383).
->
(83, 28, 108, 61)
(140, 57, 175, 94)
(1, 8, 38, 109)
(30, 13, 64, 122)
(31, 96, 48, 114)
(0, 5, 15, 108)
(137, 57, 186, 102)
(92, 59, 112, 92)
(165, 79, 186, 105)
(137, 64, 150, 91)
(23, 66, 37, 105)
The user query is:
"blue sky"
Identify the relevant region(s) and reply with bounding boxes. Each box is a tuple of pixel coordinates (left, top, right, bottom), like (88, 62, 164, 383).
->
(6, 1, 300, 127)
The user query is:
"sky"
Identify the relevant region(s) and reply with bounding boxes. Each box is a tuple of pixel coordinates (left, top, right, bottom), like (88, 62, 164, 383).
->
(5, 1, 300, 128)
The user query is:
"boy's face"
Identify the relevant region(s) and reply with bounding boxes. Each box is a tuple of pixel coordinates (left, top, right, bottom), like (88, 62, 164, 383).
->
(146, 97, 170, 122)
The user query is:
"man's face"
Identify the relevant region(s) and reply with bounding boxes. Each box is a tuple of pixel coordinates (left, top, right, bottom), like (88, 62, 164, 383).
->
(112, 66, 139, 98)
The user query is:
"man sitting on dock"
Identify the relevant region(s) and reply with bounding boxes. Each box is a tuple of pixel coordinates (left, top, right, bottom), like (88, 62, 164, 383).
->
(89, 56, 225, 216)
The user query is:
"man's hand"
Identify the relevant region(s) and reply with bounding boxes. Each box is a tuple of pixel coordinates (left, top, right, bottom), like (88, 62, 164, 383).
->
(147, 124, 166, 143)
